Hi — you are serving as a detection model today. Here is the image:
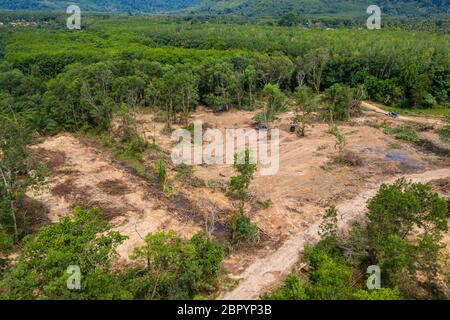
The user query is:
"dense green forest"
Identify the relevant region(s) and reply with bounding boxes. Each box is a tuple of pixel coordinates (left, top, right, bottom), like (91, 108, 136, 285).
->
(0, 15, 448, 136)
(0, 11, 449, 300)
(0, 0, 200, 13)
(189, 0, 450, 17)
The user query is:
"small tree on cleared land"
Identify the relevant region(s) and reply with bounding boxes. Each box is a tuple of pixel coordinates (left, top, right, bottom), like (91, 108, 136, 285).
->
(227, 149, 257, 206)
(305, 48, 330, 94)
(260, 84, 286, 127)
(155, 160, 171, 195)
(329, 123, 347, 162)
(322, 84, 365, 122)
(227, 149, 258, 245)
(293, 85, 317, 137)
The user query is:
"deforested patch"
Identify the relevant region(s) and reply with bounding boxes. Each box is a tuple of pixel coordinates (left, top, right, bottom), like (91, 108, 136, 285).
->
(97, 179, 131, 196)
(31, 148, 67, 171)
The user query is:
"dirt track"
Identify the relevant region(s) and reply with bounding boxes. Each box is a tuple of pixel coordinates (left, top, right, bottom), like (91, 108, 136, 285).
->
(219, 168, 450, 300)
(362, 101, 446, 127)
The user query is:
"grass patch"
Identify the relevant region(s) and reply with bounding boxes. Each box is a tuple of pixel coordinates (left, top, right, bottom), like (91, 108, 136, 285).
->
(378, 105, 449, 118)
(114, 151, 146, 175)
(384, 125, 450, 157)
(174, 165, 205, 188)
(257, 199, 273, 209)
(207, 179, 226, 192)
(437, 125, 450, 142)
(383, 126, 420, 143)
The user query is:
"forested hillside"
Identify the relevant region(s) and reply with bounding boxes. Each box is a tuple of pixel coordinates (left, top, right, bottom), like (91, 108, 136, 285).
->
(189, 0, 450, 17)
(0, 0, 200, 13)
(0, 0, 448, 17)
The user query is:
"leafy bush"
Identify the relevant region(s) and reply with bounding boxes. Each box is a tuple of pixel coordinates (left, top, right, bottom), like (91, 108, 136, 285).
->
(127, 231, 223, 300)
(0, 230, 13, 254)
(354, 288, 402, 300)
(229, 213, 258, 245)
(261, 84, 287, 126)
(365, 178, 448, 296)
(155, 160, 171, 195)
(322, 84, 363, 121)
(114, 103, 149, 157)
(0, 208, 130, 300)
(293, 85, 317, 137)
(329, 124, 347, 162)
(265, 179, 449, 300)
(257, 199, 273, 209)
(227, 149, 257, 202)
(267, 246, 354, 300)
(303, 246, 354, 300)
(264, 275, 308, 300)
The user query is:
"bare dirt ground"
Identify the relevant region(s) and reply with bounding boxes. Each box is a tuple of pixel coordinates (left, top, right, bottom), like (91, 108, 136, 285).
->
(132, 103, 449, 285)
(214, 102, 449, 300)
(27, 101, 449, 298)
(219, 168, 450, 300)
(29, 134, 201, 259)
(138, 106, 446, 240)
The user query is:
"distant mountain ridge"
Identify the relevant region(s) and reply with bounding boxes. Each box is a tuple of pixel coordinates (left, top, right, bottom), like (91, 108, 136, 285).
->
(0, 0, 200, 13)
(188, 0, 450, 17)
(0, 0, 448, 17)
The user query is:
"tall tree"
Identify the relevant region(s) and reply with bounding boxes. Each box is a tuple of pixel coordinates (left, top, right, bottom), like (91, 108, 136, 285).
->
(262, 84, 286, 127)
(0, 117, 44, 244)
(305, 48, 330, 94)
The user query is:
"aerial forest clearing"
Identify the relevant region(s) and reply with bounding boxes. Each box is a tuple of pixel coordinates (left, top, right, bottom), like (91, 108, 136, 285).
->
(0, 13, 449, 300)
(24, 101, 450, 299)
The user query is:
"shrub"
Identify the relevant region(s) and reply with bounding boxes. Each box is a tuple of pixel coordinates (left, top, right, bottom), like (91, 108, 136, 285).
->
(155, 160, 171, 195)
(0, 208, 129, 300)
(257, 199, 273, 209)
(229, 213, 258, 245)
(265, 275, 308, 300)
(329, 124, 347, 162)
(293, 85, 317, 137)
(190, 232, 224, 279)
(366, 178, 448, 297)
(227, 149, 257, 203)
(302, 246, 354, 300)
(270, 245, 355, 300)
(354, 288, 402, 300)
(261, 84, 286, 126)
(322, 84, 363, 121)
(128, 231, 223, 300)
(264, 179, 449, 300)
